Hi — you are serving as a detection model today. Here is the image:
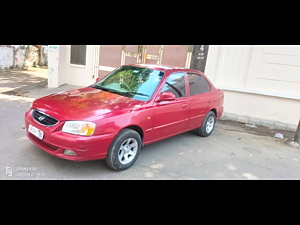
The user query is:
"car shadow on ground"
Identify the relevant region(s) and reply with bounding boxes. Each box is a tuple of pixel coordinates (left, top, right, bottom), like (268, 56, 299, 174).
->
(25, 131, 202, 179)
(30, 144, 109, 169)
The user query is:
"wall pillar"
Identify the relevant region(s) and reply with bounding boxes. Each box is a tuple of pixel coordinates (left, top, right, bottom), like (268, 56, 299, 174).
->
(48, 45, 59, 88)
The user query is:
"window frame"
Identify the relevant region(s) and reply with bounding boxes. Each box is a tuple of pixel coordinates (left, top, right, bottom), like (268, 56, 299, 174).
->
(70, 45, 87, 66)
(186, 72, 211, 96)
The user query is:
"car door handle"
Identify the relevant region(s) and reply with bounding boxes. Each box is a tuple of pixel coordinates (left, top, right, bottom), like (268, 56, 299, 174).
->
(182, 104, 188, 109)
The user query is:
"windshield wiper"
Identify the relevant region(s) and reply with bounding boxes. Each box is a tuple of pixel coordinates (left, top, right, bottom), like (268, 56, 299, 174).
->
(91, 85, 119, 94)
(123, 92, 150, 97)
(91, 86, 149, 97)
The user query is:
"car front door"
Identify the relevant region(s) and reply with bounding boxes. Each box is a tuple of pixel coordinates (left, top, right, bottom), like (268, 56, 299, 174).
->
(152, 72, 189, 141)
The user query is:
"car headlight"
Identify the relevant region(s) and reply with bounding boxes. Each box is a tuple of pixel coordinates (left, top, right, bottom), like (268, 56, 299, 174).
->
(62, 121, 96, 136)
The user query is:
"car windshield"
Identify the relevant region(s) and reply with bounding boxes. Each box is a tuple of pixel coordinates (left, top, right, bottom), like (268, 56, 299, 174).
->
(92, 65, 165, 101)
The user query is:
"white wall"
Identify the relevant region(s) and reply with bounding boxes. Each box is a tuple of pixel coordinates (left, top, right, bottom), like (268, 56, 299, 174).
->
(0, 46, 14, 69)
(58, 45, 94, 87)
(256, 45, 300, 96)
(205, 45, 254, 88)
(0, 45, 42, 69)
(206, 45, 300, 97)
(205, 45, 300, 129)
(48, 45, 59, 88)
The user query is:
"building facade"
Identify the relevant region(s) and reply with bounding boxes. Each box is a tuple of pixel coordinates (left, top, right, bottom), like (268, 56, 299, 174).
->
(48, 45, 195, 87)
(48, 45, 300, 131)
(205, 45, 300, 131)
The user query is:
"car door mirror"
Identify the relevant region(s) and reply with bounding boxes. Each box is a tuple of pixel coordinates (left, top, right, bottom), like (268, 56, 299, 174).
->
(96, 77, 101, 83)
(155, 92, 176, 102)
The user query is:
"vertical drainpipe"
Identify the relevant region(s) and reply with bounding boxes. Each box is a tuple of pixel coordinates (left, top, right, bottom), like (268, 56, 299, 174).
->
(91, 45, 95, 82)
(92, 45, 100, 83)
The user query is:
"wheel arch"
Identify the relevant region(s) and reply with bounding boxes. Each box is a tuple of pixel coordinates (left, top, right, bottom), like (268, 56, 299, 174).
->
(122, 125, 144, 141)
(210, 108, 217, 117)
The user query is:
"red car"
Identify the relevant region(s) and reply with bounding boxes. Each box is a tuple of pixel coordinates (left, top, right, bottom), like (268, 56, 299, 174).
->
(25, 64, 224, 171)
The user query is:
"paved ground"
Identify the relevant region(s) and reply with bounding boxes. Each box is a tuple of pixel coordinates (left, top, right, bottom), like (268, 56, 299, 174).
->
(0, 67, 81, 99)
(1, 68, 299, 180)
(0, 67, 48, 96)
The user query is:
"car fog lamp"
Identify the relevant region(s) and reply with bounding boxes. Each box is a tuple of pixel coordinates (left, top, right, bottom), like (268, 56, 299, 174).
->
(63, 149, 77, 156)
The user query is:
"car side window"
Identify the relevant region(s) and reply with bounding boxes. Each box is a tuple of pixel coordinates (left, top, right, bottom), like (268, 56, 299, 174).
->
(202, 76, 211, 93)
(187, 73, 211, 95)
(161, 72, 186, 98)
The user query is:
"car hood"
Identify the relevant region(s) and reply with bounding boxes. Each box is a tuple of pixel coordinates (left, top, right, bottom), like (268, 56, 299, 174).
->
(32, 87, 146, 121)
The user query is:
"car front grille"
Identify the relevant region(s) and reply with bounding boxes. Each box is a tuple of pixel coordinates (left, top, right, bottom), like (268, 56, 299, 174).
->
(32, 109, 59, 126)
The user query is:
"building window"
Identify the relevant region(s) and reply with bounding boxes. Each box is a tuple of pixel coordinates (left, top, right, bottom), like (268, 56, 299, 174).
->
(70, 45, 86, 65)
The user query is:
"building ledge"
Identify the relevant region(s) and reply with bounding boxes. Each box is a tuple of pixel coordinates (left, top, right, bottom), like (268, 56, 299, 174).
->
(70, 64, 86, 68)
(218, 86, 300, 101)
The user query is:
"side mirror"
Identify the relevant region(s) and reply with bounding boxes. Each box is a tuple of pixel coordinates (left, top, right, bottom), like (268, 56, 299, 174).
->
(96, 77, 101, 83)
(155, 92, 176, 102)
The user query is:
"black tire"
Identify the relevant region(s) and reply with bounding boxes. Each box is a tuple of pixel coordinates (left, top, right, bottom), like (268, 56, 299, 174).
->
(105, 129, 142, 171)
(196, 111, 216, 137)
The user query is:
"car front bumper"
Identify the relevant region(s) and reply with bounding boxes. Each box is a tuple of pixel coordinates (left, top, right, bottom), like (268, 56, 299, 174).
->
(25, 110, 116, 161)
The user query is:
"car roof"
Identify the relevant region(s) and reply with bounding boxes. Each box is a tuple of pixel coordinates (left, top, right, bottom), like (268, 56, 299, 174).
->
(126, 63, 201, 73)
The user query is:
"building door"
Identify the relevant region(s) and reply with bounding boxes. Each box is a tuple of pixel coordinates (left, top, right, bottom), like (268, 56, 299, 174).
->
(95, 45, 195, 81)
(121, 45, 163, 65)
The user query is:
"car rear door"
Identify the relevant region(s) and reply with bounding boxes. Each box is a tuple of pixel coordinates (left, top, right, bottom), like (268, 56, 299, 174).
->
(185, 73, 212, 130)
(152, 72, 189, 141)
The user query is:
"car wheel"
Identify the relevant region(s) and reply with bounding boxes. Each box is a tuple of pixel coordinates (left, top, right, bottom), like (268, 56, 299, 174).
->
(196, 111, 216, 137)
(105, 128, 142, 171)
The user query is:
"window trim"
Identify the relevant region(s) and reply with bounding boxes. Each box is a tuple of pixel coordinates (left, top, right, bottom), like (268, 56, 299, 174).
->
(70, 64, 86, 68)
(184, 72, 190, 96)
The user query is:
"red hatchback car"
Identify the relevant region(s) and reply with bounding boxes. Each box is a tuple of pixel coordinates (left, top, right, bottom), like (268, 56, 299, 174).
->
(25, 64, 224, 171)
